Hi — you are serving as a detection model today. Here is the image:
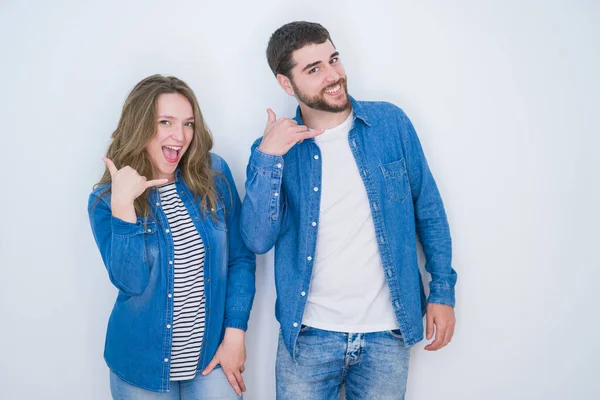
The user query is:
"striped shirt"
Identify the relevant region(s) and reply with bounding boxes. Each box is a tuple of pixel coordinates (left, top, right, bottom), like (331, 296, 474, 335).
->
(158, 184, 206, 381)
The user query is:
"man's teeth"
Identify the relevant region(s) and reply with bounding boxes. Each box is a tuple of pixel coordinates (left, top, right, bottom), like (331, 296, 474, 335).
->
(325, 85, 341, 93)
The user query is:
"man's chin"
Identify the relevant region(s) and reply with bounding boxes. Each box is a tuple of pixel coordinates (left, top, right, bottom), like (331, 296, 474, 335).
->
(299, 91, 351, 113)
(326, 97, 351, 113)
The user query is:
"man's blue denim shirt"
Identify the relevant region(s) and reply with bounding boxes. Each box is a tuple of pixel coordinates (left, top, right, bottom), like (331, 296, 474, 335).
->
(88, 154, 256, 392)
(240, 97, 457, 357)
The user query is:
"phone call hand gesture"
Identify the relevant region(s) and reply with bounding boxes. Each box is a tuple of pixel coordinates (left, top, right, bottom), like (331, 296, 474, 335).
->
(257, 109, 324, 156)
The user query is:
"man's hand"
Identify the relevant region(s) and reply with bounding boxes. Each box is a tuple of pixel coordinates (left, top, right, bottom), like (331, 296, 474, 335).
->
(424, 303, 455, 351)
(257, 109, 324, 156)
(201, 328, 247, 396)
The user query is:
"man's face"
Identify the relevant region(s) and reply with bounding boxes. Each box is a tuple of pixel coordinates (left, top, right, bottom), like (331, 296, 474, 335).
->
(284, 40, 350, 113)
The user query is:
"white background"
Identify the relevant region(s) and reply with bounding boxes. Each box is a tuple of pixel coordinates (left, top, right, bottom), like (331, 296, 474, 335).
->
(1, 1, 598, 399)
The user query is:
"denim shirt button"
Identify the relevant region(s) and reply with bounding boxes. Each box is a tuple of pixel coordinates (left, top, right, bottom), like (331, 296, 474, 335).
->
(293, 322, 298, 327)
(274, 192, 279, 197)
(164, 358, 169, 363)
(276, 163, 282, 168)
(313, 187, 319, 192)
(168, 293, 172, 298)
(311, 222, 316, 227)
(165, 229, 170, 233)
(166, 324, 171, 329)
(314, 155, 319, 160)
(169, 260, 173, 265)
(301, 291, 306, 296)
(307, 256, 312, 261)
(156, 202, 160, 206)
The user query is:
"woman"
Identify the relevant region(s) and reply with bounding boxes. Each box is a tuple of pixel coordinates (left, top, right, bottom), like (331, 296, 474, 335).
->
(88, 75, 255, 399)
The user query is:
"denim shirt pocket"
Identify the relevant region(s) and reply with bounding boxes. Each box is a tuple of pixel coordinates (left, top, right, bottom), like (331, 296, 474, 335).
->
(208, 200, 228, 232)
(142, 220, 159, 265)
(380, 158, 410, 203)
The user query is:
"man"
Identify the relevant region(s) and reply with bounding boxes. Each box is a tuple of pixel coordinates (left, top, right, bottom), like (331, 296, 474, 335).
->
(240, 21, 457, 399)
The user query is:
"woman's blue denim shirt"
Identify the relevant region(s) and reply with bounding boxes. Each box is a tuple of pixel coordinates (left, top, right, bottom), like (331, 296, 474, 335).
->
(88, 153, 256, 392)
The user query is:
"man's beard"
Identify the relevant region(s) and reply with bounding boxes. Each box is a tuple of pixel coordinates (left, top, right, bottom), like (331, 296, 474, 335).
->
(291, 77, 351, 113)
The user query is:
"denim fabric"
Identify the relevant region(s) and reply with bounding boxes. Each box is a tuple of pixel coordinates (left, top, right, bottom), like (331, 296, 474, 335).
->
(88, 153, 255, 392)
(240, 97, 456, 358)
(110, 368, 242, 400)
(276, 326, 410, 399)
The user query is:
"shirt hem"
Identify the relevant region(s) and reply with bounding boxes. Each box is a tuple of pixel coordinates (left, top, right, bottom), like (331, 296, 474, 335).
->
(301, 319, 399, 333)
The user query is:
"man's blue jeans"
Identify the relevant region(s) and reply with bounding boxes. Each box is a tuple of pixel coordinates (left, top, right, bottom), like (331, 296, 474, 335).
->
(276, 326, 410, 399)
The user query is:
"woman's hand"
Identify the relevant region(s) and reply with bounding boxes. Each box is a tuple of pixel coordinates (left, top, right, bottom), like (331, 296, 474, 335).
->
(202, 328, 247, 396)
(103, 157, 167, 223)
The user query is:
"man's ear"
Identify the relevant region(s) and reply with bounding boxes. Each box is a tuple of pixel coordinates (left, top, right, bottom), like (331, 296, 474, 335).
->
(276, 74, 295, 96)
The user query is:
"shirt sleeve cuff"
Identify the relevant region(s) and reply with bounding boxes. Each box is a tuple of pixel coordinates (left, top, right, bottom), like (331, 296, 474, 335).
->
(224, 311, 250, 331)
(111, 216, 147, 237)
(427, 285, 456, 307)
(249, 148, 284, 175)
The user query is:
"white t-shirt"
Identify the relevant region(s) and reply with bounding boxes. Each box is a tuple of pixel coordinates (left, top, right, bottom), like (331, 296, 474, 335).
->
(302, 113, 399, 333)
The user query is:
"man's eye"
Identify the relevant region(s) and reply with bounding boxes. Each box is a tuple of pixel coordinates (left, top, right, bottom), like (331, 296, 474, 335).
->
(309, 67, 319, 74)
(330, 57, 339, 64)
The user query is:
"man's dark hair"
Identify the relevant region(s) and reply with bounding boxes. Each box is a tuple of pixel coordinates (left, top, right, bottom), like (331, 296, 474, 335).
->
(266, 21, 334, 78)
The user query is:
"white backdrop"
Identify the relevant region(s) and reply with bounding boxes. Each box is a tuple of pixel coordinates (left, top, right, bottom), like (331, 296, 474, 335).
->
(0, 1, 598, 399)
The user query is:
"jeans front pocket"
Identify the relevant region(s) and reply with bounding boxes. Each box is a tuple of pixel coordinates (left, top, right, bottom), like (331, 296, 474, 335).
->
(386, 328, 404, 340)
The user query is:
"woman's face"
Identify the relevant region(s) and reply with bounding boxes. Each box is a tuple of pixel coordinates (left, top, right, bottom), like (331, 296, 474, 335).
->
(146, 93, 195, 182)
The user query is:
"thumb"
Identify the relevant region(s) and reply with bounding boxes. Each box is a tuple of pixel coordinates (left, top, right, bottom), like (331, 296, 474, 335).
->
(266, 108, 276, 126)
(102, 157, 118, 177)
(202, 355, 219, 376)
(426, 311, 434, 340)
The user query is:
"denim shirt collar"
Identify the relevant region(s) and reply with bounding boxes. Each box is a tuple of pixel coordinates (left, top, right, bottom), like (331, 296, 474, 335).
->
(293, 95, 371, 129)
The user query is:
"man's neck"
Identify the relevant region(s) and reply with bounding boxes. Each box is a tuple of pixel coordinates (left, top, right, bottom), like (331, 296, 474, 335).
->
(299, 103, 352, 131)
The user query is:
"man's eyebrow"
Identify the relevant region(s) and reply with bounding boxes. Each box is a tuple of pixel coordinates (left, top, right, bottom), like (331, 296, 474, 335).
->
(302, 60, 322, 72)
(302, 52, 340, 72)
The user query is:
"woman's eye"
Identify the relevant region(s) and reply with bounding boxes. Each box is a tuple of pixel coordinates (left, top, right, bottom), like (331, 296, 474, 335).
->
(185, 122, 195, 127)
(159, 120, 170, 125)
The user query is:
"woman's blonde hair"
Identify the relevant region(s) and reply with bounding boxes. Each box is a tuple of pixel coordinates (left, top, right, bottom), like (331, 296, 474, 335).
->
(95, 74, 219, 219)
